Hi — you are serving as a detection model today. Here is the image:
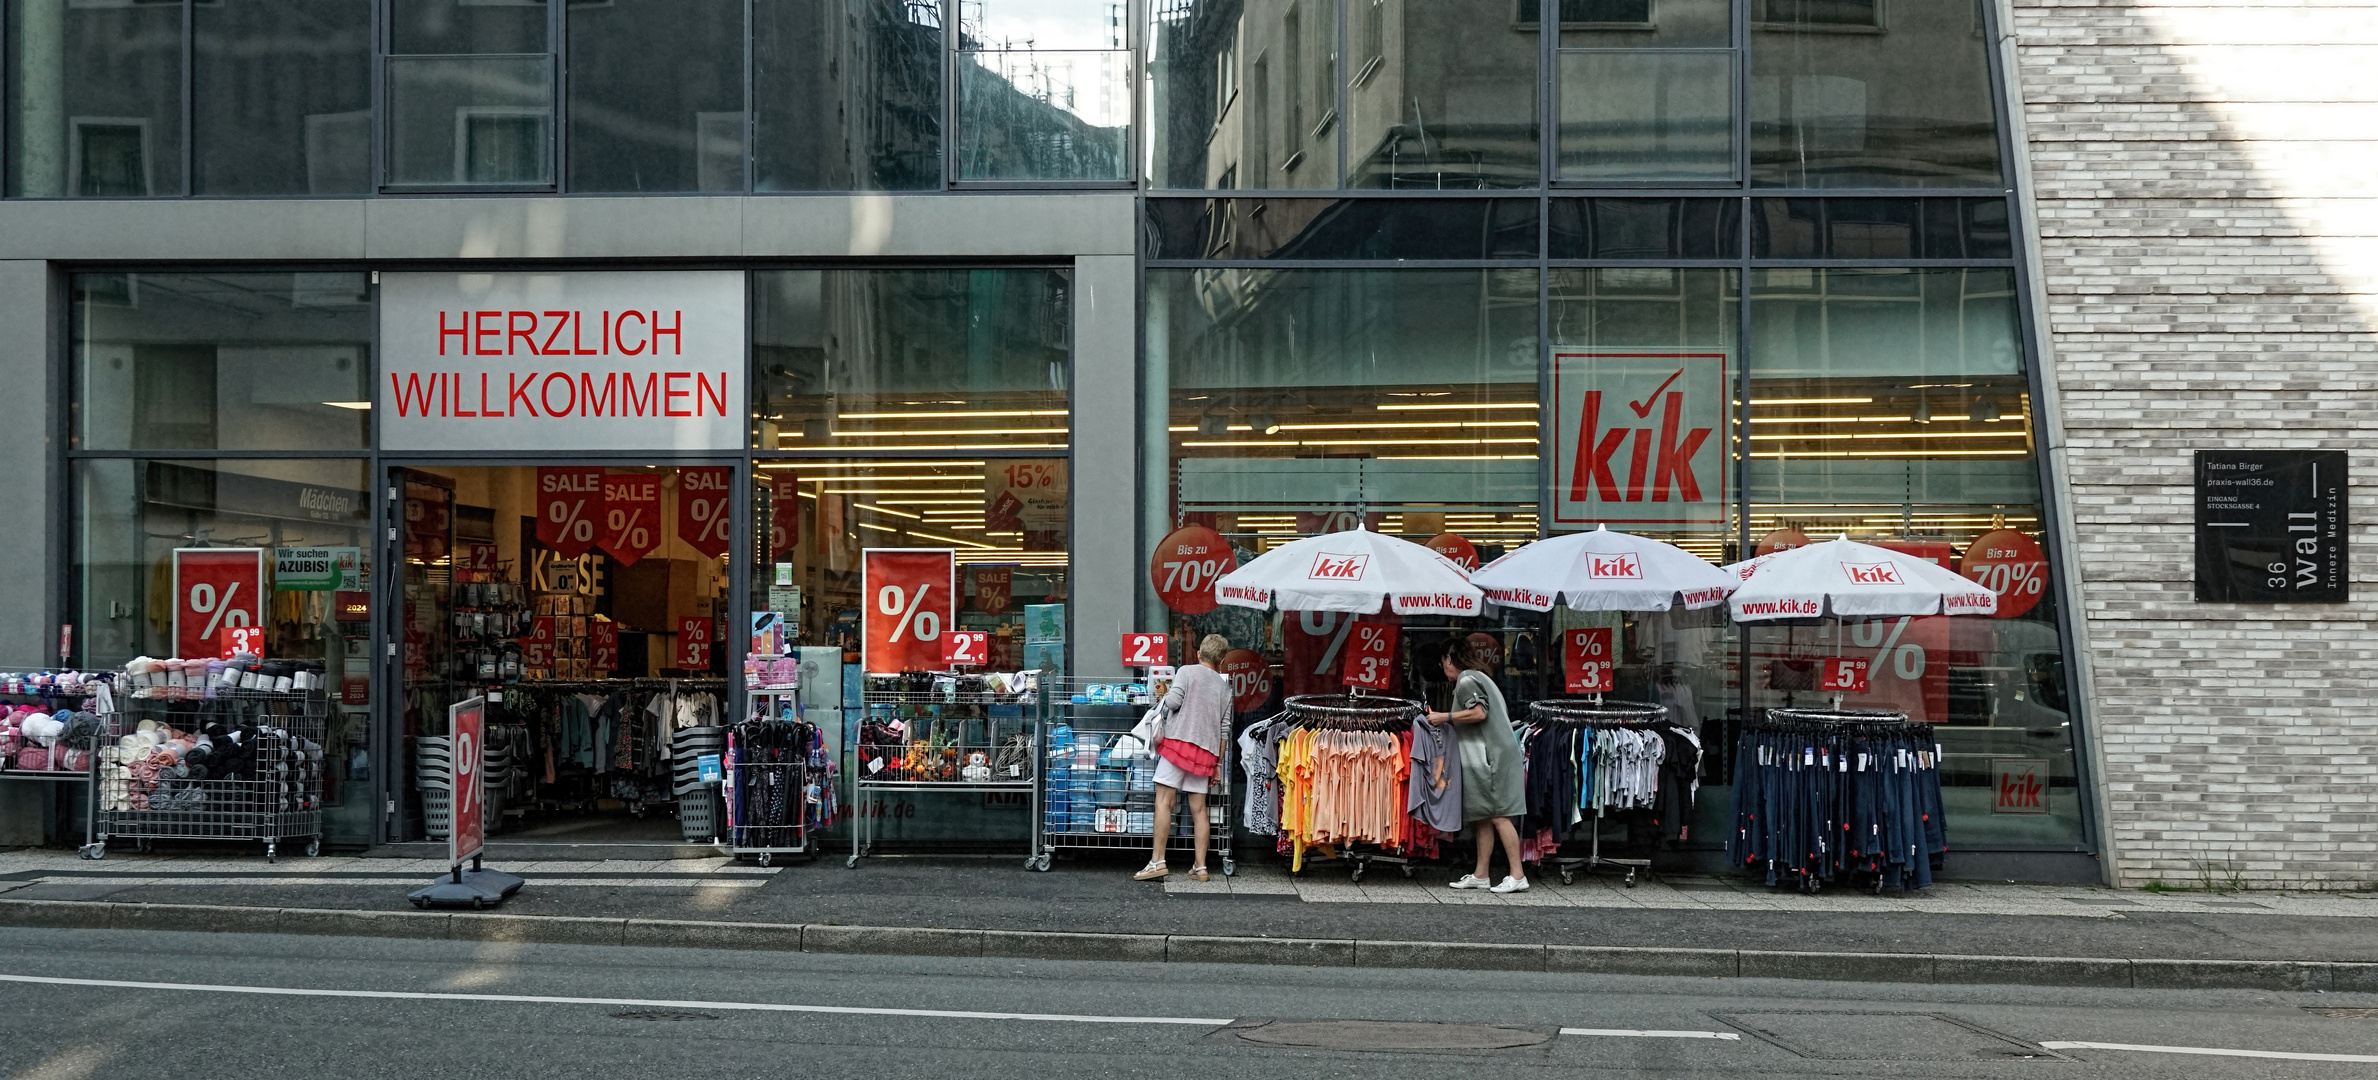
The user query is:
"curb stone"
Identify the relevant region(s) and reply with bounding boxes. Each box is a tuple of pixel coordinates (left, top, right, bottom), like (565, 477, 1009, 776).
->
(0, 899, 2358, 992)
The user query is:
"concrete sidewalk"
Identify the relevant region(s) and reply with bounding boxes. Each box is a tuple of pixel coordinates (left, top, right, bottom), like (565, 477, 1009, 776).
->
(1, 848, 2373, 989)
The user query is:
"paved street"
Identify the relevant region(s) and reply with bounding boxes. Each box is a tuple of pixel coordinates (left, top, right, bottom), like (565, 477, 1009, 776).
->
(0, 927, 2375, 1078)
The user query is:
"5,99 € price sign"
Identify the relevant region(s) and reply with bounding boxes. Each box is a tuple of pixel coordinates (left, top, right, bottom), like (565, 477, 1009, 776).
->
(1342, 622, 1399, 691)
(1564, 627, 1614, 694)
(862, 548, 954, 673)
(1819, 656, 1871, 694)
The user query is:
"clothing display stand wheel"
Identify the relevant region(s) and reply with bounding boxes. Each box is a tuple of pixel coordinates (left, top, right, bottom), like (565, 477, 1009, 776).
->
(1278, 693, 1426, 883)
(727, 689, 823, 866)
(1034, 678, 1235, 877)
(98, 687, 329, 863)
(1526, 697, 1671, 887)
(0, 683, 115, 860)
(847, 673, 1038, 868)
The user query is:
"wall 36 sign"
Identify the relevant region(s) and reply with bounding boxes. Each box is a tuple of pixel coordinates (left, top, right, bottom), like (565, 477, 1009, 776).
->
(378, 272, 745, 451)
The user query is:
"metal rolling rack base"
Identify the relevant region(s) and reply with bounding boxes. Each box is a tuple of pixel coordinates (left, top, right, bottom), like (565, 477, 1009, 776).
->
(1547, 807, 1652, 887)
(1032, 686, 1234, 876)
(98, 688, 328, 863)
(845, 680, 1037, 868)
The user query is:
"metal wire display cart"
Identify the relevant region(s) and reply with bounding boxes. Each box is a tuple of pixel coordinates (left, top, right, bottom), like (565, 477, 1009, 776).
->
(1529, 696, 1672, 887)
(846, 673, 1038, 867)
(98, 688, 328, 862)
(727, 689, 823, 866)
(1032, 679, 1234, 875)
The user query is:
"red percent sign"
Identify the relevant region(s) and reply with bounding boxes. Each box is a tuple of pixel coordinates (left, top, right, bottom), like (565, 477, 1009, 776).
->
(1121, 632, 1169, 668)
(591, 618, 618, 673)
(1342, 623, 1399, 691)
(1220, 648, 1272, 713)
(1819, 656, 1872, 694)
(1961, 528, 2048, 619)
(1425, 532, 1479, 572)
(768, 471, 800, 561)
(450, 698, 485, 865)
(601, 472, 662, 566)
(1150, 524, 1236, 615)
(524, 616, 556, 670)
(676, 467, 734, 558)
(535, 467, 606, 559)
(174, 548, 266, 660)
(1564, 627, 1614, 694)
(942, 630, 989, 666)
(676, 616, 715, 670)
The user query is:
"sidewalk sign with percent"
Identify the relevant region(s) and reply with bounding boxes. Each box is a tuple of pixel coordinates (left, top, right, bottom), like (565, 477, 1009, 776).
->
(1819, 656, 1872, 693)
(450, 695, 485, 866)
(861, 549, 954, 673)
(1342, 622, 1399, 691)
(173, 548, 266, 659)
(1564, 627, 1614, 693)
(1122, 632, 1168, 668)
(943, 630, 989, 666)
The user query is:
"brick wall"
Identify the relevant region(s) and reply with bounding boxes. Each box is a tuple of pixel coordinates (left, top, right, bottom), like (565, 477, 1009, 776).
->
(2012, 0, 2378, 887)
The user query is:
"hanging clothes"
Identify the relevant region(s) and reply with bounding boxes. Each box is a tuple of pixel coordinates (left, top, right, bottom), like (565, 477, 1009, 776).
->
(1726, 709, 1946, 891)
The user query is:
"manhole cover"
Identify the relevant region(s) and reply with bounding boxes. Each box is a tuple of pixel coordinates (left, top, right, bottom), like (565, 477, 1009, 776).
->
(1233, 1021, 1552, 1051)
(2307, 1008, 2378, 1019)
(1716, 1012, 2064, 1062)
(612, 1012, 716, 1022)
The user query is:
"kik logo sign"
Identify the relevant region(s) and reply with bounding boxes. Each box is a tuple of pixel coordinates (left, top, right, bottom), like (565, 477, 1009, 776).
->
(1552, 352, 1728, 527)
(1307, 552, 1371, 581)
(1842, 561, 1904, 585)
(1584, 552, 1643, 579)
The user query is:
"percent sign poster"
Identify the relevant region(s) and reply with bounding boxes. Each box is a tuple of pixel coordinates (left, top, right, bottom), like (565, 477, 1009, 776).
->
(677, 466, 734, 558)
(862, 549, 954, 674)
(173, 548, 266, 658)
(600, 471, 662, 566)
(536, 467, 605, 559)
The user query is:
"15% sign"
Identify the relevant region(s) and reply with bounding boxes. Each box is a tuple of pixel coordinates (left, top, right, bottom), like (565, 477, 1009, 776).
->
(862, 549, 953, 673)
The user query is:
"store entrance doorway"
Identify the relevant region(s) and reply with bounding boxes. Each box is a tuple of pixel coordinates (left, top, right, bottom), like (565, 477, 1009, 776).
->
(387, 462, 737, 848)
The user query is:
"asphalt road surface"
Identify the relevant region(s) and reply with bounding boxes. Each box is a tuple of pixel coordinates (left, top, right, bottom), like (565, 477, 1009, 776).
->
(0, 928, 2374, 1078)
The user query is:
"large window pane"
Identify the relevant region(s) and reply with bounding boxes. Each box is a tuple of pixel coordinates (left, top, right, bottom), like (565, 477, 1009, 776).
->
(755, 0, 943, 191)
(74, 272, 372, 452)
(387, 55, 554, 186)
(1549, 197, 1742, 258)
(1343, 0, 1538, 189)
(194, 1, 372, 196)
(752, 269, 1071, 453)
(1752, 197, 2012, 259)
(569, 0, 743, 192)
(1150, 0, 1333, 190)
(1557, 50, 1733, 181)
(6, 0, 184, 197)
(956, 49, 1131, 181)
(394, 0, 548, 55)
(1750, 0, 2003, 187)
(1554, 0, 1731, 48)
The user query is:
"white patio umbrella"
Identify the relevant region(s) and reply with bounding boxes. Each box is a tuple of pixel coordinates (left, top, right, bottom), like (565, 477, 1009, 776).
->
(1469, 525, 1738, 613)
(1212, 526, 1484, 617)
(1724, 536, 1998, 622)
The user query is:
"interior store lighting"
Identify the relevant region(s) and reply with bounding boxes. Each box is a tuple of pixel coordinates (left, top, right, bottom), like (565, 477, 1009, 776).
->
(1748, 397, 1874, 406)
(837, 410, 1066, 419)
(1375, 402, 1540, 411)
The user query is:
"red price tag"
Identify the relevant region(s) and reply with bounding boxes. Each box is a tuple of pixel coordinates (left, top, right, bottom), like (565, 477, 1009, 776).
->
(1121, 632, 1169, 667)
(591, 618, 618, 672)
(1819, 657, 1871, 693)
(863, 549, 955, 673)
(219, 626, 267, 659)
(1220, 648, 1272, 713)
(1342, 623, 1399, 690)
(1565, 627, 1614, 694)
(676, 616, 715, 670)
(942, 630, 989, 666)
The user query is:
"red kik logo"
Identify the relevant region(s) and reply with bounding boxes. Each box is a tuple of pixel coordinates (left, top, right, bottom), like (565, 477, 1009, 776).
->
(1585, 553, 1643, 579)
(1307, 553, 1371, 580)
(1842, 562, 1903, 585)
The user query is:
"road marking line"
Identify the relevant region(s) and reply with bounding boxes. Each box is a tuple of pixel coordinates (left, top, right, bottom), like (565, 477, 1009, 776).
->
(0, 973, 1231, 1027)
(2041, 1041, 2378, 1063)
(1561, 1028, 1741, 1041)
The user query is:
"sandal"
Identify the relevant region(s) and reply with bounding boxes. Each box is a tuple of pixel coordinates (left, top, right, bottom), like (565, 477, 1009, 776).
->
(1189, 867, 1211, 882)
(1133, 861, 1169, 881)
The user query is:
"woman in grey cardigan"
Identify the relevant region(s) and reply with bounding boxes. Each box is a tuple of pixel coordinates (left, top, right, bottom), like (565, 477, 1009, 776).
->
(1135, 633, 1233, 882)
(1428, 636, 1530, 893)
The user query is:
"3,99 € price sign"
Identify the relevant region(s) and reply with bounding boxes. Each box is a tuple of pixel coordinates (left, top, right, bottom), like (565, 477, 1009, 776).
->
(1122, 632, 1169, 668)
(1564, 627, 1614, 694)
(676, 616, 715, 671)
(943, 630, 989, 666)
(174, 548, 267, 660)
(1819, 656, 1871, 693)
(862, 548, 954, 673)
(1342, 623, 1399, 691)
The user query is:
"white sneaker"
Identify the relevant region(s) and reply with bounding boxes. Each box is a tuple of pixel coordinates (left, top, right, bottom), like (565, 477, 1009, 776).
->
(1490, 876, 1531, 894)
(1449, 874, 1493, 890)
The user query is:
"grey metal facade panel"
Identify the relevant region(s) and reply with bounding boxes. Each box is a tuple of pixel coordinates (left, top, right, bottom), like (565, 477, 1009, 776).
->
(739, 194, 1136, 258)
(0, 203, 369, 262)
(364, 198, 745, 261)
(0, 262, 56, 669)
(1070, 253, 1138, 680)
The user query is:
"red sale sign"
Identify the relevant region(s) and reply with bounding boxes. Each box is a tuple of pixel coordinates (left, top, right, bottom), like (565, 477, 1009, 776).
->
(676, 616, 715, 670)
(676, 466, 733, 558)
(1342, 622, 1399, 690)
(972, 567, 1012, 614)
(591, 617, 618, 672)
(601, 472, 662, 566)
(1564, 627, 1614, 694)
(450, 697, 485, 865)
(1121, 632, 1169, 668)
(943, 631, 989, 666)
(1150, 524, 1236, 615)
(535, 467, 605, 558)
(1425, 532, 1479, 572)
(219, 626, 267, 659)
(862, 548, 954, 673)
(767, 471, 800, 560)
(1819, 656, 1871, 693)
(173, 548, 266, 659)
(524, 616, 555, 670)
(1961, 528, 2048, 619)
(1220, 648, 1272, 713)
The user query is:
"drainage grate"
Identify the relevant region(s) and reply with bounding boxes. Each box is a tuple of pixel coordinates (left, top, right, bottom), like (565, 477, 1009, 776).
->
(612, 1012, 717, 1022)
(1232, 1020, 1553, 1052)
(2306, 1008, 2378, 1019)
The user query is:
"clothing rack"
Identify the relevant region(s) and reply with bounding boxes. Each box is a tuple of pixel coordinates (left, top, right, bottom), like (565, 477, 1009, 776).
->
(1729, 706, 1946, 894)
(1276, 694, 1426, 882)
(1524, 697, 1677, 887)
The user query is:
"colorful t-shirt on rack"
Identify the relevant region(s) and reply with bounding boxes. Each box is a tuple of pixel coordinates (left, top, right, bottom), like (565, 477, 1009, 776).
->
(1407, 717, 1463, 833)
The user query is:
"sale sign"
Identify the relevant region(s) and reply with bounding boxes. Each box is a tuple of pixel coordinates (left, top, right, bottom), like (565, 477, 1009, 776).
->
(676, 616, 715, 670)
(943, 630, 989, 666)
(173, 549, 267, 659)
(1150, 524, 1236, 615)
(1755, 528, 1810, 557)
(220, 626, 267, 659)
(524, 616, 556, 670)
(1962, 528, 2048, 619)
(1425, 532, 1479, 572)
(676, 466, 734, 558)
(1564, 627, 1614, 694)
(535, 467, 606, 558)
(1121, 632, 1169, 668)
(1551, 351, 1730, 527)
(984, 460, 1067, 532)
(449, 697, 485, 865)
(972, 567, 1012, 614)
(1342, 622, 1399, 690)
(862, 548, 955, 673)
(767, 471, 800, 560)
(601, 472, 662, 566)
(1818, 656, 1871, 693)
(591, 617, 618, 673)
(1220, 648, 1272, 713)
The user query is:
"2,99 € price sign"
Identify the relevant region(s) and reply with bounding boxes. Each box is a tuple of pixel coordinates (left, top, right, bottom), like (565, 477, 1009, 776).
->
(676, 616, 715, 671)
(862, 548, 954, 673)
(943, 630, 989, 666)
(1819, 656, 1871, 693)
(174, 548, 266, 660)
(1122, 632, 1168, 667)
(1342, 623, 1399, 691)
(1564, 627, 1615, 694)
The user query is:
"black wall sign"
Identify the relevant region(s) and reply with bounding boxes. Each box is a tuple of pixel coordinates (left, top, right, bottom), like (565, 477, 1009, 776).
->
(2195, 450, 2349, 603)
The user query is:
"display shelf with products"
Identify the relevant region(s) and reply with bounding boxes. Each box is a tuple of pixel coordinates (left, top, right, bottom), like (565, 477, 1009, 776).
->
(100, 655, 327, 861)
(846, 671, 1042, 867)
(1033, 677, 1234, 875)
(726, 688, 835, 865)
(0, 670, 119, 859)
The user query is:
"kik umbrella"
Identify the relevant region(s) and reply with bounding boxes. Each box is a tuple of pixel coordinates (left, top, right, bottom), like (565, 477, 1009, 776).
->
(1469, 525, 1738, 613)
(1724, 536, 1997, 622)
(1212, 527, 1483, 617)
